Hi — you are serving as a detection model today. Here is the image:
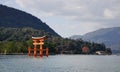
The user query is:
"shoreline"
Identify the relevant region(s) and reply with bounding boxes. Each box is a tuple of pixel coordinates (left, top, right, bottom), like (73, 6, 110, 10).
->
(0, 53, 27, 55)
(0, 53, 117, 55)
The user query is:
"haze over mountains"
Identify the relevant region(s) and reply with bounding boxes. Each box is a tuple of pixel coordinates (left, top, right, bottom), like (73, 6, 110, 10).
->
(70, 27, 120, 52)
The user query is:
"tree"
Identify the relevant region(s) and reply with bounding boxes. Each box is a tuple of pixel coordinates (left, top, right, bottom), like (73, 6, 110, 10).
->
(106, 48, 112, 55)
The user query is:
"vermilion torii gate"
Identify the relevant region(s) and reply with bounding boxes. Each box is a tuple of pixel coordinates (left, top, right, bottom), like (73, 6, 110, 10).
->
(28, 36, 48, 57)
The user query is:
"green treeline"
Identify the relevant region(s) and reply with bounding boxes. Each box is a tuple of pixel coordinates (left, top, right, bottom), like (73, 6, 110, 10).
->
(0, 27, 112, 54)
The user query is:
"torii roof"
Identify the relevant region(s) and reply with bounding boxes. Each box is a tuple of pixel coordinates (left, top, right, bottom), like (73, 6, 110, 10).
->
(32, 36, 46, 39)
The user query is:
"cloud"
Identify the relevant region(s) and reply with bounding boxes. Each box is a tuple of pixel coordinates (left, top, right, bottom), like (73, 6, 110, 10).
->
(104, 9, 115, 19)
(15, 0, 120, 19)
(15, 0, 120, 37)
(16, 0, 64, 14)
(1, 0, 120, 37)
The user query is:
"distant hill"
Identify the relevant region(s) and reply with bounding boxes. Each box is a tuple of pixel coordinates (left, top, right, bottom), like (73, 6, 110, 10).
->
(70, 27, 120, 52)
(0, 4, 60, 37)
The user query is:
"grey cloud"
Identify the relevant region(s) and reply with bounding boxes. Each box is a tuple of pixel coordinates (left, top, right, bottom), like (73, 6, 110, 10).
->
(16, 0, 120, 28)
(2, 0, 120, 21)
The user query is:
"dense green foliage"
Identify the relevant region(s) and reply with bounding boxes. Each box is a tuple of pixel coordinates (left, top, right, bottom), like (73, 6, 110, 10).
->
(0, 27, 55, 54)
(0, 27, 111, 54)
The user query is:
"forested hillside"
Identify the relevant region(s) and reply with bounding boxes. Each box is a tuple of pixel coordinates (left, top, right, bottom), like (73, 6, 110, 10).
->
(0, 5, 111, 54)
(0, 4, 59, 36)
(0, 27, 111, 54)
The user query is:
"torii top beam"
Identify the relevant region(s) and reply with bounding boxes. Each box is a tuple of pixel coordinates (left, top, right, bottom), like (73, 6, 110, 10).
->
(32, 36, 47, 40)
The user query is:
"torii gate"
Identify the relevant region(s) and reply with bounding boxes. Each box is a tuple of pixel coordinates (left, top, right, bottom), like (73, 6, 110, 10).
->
(28, 36, 48, 57)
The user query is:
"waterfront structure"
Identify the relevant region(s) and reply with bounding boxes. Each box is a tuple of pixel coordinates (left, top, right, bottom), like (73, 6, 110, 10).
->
(96, 51, 107, 55)
(28, 36, 48, 57)
(82, 46, 90, 54)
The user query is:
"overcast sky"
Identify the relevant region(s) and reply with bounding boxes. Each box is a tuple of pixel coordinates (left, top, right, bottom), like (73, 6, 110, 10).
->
(0, 0, 120, 37)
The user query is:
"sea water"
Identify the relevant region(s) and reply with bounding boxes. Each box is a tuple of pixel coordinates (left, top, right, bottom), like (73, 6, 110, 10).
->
(0, 55, 120, 72)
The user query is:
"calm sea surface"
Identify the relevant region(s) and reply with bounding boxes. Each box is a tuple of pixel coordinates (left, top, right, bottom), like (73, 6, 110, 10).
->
(0, 55, 120, 72)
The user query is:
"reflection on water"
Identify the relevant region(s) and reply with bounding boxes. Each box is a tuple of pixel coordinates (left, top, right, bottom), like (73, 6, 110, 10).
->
(0, 55, 120, 72)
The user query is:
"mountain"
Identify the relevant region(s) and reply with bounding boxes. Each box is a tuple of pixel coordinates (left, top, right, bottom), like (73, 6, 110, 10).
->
(0, 4, 60, 37)
(0, 5, 111, 54)
(0, 4, 60, 54)
(70, 27, 120, 52)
